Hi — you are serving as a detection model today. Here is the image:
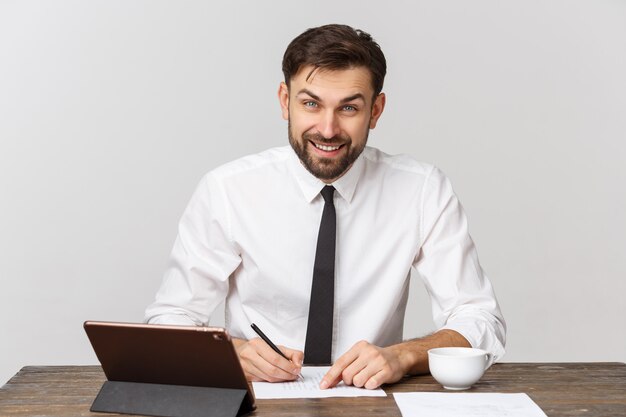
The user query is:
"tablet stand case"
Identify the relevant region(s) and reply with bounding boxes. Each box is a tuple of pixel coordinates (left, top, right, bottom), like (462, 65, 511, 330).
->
(91, 380, 251, 417)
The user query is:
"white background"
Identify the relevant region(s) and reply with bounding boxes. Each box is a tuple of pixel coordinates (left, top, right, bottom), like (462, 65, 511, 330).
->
(1, 0, 625, 385)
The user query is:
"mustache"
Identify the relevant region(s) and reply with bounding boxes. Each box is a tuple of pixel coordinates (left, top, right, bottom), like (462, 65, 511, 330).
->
(302, 131, 350, 144)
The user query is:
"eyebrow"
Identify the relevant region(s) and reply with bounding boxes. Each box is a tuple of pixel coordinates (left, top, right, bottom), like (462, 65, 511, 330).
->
(296, 89, 366, 104)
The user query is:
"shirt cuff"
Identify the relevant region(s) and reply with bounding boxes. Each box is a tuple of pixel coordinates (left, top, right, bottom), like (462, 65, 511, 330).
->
(440, 318, 506, 368)
(144, 313, 200, 326)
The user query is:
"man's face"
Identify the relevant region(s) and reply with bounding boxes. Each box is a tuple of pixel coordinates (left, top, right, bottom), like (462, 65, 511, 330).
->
(278, 65, 385, 183)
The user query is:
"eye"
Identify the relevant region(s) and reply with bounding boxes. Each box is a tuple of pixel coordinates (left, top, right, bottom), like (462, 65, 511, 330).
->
(303, 101, 318, 108)
(342, 104, 357, 112)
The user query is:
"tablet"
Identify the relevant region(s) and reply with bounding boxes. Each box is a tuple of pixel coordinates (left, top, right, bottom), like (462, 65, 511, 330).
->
(84, 320, 255, 415)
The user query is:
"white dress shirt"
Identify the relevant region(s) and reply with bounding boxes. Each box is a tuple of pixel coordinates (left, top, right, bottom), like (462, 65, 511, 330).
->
(145, 146, 506, 362)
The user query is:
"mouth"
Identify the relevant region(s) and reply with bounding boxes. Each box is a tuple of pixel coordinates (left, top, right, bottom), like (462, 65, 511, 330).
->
(309, 140, 345, 155)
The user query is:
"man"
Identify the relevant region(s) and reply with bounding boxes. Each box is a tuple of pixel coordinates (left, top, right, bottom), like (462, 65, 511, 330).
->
(145, 24, 506, 390)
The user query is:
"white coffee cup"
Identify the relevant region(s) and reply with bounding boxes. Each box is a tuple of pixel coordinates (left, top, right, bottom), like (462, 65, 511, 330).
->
(428, 347, 492, 390)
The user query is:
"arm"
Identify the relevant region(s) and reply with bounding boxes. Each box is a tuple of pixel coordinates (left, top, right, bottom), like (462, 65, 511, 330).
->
(414, 167, 506, 362)
(144, 173, 240, 326)
(323, 167, 505, 389)
(144, 174, 303, 382)
(321, 329, 469, 389)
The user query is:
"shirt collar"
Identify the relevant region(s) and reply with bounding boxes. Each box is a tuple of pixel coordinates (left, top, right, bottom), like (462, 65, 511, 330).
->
(289, 146, 365, 204)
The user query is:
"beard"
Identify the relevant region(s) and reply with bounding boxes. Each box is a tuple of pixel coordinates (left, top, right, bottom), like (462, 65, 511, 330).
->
(288, 121, 368, 181)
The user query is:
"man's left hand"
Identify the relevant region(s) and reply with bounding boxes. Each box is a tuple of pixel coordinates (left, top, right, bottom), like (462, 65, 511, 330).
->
(320, 340, 410, 390)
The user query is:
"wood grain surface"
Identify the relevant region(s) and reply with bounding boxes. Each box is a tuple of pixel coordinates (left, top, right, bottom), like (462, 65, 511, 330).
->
(1, 363, 624, 416)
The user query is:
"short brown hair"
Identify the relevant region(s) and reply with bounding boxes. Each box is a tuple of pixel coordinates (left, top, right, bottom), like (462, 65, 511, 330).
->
(282, 24, 387, 97)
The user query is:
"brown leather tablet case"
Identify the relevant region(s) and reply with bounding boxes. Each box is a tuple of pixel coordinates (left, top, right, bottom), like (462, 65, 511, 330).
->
(84, 321, 255, 417)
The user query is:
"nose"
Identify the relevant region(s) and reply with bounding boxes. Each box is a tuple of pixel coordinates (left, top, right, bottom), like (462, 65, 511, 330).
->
(317, 110, 341, 139)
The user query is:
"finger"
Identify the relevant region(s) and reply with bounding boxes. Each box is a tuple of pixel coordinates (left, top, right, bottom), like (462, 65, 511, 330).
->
(320, 344, 362, 389)
(255, 344, 301, 380)
(281, 346, 304, 367)
(240, 339, 299, 382)
(321, 361, 350, 389)
(364, 369, 386, 390)
(262, 345, 301, 375)
(248, 338, 300, 374)
(238, 344, 272, 382)
(355, 352, 399, 389)
(244, 358, 276, 382)
(335, 342, 381, 387)
(321, 368, 344, 389)
(340, 355, 370, 387)
(351, 359, 383, 388)
(249, 351, 298, 382)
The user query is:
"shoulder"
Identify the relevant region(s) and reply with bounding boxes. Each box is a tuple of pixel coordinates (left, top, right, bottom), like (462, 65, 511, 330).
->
(361, 146, 439, 180)
(359, 147, 455, 202)
(205, 146, 292, 182)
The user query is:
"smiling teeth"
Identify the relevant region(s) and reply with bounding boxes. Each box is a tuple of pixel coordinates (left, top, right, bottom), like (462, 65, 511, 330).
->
(314, 143, 340, 151)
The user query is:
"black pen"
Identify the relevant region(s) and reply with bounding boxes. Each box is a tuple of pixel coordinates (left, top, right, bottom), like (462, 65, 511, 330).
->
(250, 323, 303, 381)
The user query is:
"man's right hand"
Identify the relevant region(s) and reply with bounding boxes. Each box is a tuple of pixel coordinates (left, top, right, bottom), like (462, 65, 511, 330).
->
(233, 337, 303, 382)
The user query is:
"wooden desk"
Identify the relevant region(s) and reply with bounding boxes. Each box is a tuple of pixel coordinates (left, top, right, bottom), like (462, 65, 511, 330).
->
(1, 363, 624, 416)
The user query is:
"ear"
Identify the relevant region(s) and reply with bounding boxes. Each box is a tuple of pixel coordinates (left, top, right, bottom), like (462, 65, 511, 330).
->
(369, 92, 386, 129)
(278, 82, 290, 120)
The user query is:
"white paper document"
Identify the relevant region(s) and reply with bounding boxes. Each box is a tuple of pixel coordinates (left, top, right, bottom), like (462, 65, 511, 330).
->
(393, 392, 547, 417)
(252, 366, 387, 399)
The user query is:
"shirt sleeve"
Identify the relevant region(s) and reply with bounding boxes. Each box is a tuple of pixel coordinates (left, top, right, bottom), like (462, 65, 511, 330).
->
(413, 166, 506, 364)
(144, 173, 241, 326)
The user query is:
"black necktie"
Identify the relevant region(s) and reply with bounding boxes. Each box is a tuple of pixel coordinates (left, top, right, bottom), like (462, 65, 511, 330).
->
(304, 186, 336, 365)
